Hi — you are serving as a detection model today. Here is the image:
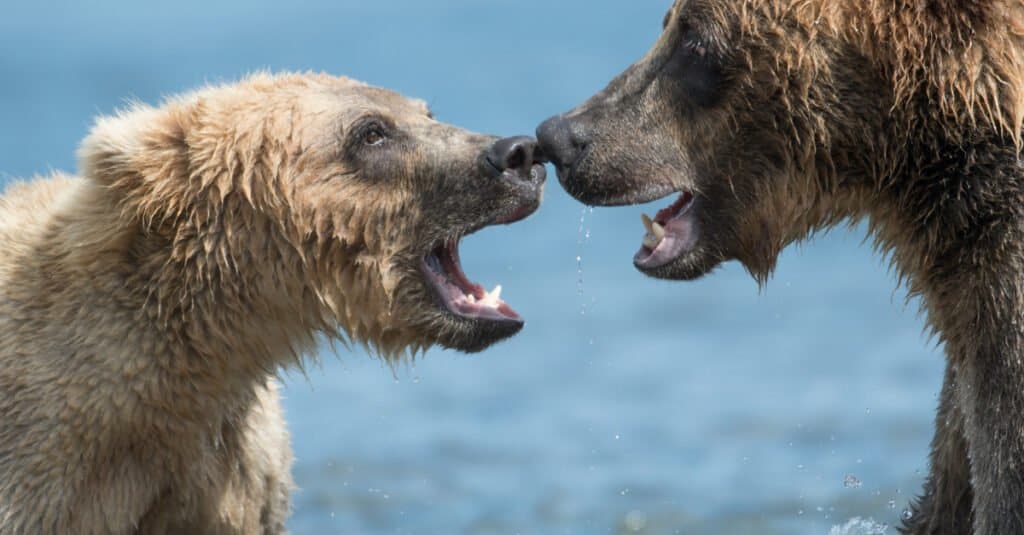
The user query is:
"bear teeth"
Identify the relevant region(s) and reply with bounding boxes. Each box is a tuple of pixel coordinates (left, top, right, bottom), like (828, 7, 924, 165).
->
(479, 285, 502, 308)
(461, 285, 502, 308)
(641, 213, 665, 249)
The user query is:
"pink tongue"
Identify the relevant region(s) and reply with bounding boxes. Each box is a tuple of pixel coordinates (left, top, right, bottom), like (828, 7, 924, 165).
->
(636, 193, 696, 268)
(438, 241, 520, 321)
(452, 296, 521, 322)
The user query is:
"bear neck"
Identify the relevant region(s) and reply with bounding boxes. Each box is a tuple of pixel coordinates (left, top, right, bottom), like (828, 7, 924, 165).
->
(50, 181, 324, 420)
(870, 129, 1024, 367)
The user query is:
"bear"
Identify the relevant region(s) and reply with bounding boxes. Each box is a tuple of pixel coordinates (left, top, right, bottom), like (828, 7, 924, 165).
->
(0, 72, 546, 534)
(536, 1, 1024, 533)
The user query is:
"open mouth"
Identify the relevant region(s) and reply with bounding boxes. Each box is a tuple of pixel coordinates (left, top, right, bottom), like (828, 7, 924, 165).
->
(634, 191, 697, 269)
(422, 237, 522, 324)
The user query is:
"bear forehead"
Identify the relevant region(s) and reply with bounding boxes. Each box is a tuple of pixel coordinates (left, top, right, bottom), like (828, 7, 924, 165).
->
(196, 72, 432, 122)
(291, 88, 433, 135)
(184, 73, 435, 147)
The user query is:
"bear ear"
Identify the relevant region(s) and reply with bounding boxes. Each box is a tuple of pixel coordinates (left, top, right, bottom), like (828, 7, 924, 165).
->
(77, 100, 196, 225)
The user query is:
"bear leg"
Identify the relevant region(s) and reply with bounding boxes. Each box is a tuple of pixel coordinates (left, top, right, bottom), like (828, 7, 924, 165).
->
(900, 365, 973, 534)
(954, 345, 1024, 535)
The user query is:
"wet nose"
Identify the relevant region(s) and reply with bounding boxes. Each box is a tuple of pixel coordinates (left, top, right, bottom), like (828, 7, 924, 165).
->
(484, 136, 543, 178)
(536, 115, 586, 171)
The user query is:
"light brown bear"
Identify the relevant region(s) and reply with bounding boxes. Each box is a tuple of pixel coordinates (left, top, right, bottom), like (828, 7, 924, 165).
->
(538, 0, 1024, 533)
(0, 72, 545, 534)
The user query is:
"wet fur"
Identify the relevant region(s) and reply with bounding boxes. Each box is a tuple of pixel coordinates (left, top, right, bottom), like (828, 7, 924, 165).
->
(547, 1, 1024, 533)
(0, 72, 523, 533)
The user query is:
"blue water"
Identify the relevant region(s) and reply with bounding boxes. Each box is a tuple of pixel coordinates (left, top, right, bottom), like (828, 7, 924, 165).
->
(0, 2, 943, 533)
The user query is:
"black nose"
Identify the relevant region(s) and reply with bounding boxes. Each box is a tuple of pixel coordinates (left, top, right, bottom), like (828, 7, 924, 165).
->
(484, 136, 543, 178)
(536, 115, 586, 171)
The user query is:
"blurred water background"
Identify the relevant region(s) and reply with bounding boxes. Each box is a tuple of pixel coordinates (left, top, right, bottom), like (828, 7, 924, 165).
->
(0, 2, 944, 533)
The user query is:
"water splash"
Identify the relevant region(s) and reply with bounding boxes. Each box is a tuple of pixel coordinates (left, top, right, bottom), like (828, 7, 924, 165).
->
(829, 517, 890, 535)
(843, 474, 862, 488)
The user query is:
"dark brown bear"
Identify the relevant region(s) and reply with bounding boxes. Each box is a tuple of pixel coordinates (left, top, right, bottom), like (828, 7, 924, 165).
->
(537, 1, 1024, 533)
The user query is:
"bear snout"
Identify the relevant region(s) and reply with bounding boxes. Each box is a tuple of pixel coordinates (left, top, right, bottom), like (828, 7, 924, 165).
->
(482, 136, 547, 184)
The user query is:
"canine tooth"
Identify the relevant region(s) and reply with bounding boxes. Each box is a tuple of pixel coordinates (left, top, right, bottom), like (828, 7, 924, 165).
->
(651, 221, 666, 241)
(467, 295, 476, 303)
(642, 213, 664, 250)
(479, 285, 502, 308)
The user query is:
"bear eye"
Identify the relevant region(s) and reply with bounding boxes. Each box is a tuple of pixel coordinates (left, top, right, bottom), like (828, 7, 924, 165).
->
(686, 39, 707, 58)
(363, 126, 387, 147)
(679, 25, 707, 58)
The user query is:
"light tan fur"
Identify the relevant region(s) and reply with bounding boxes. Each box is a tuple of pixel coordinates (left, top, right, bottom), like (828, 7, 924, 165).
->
(0, 72, 522, 534)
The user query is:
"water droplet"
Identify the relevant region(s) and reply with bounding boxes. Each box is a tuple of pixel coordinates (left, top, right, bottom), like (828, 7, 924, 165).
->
(575, 207, 595, 316)
(624, 510, 647, 532)
(620, 487, 630, 496)
(888, 500, 896, 509)
(797, 509, 804, 516)
(843, 474, 862, 488)
(614, 434, 621, 440)
(797, 464, 805, 470)
(901, 509, 914, 521)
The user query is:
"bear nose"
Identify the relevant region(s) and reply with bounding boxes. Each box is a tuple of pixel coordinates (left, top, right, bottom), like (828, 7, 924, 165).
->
(484, 136, 543, 178)
(536, 114, 587, 172)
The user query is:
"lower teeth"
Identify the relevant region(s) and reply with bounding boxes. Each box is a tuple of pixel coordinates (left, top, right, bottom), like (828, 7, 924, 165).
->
(641, 213, 666, 249)
(479, 285, 502, 307)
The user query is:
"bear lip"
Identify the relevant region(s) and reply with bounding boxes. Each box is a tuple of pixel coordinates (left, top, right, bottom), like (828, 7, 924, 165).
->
(421, 237, 522, 323)
(634, 191, 698, 269)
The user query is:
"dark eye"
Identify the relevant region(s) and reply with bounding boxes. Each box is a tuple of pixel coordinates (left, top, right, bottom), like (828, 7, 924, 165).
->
(686, 39, 707, 58)
(363, 126, 387, 146)
(663, 26, 722, 109)
(680, 26, 707, 58)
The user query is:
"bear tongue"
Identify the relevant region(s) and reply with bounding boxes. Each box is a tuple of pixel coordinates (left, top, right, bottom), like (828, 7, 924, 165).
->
(436, 239, 520, 321)
(640, 192, 694, 251)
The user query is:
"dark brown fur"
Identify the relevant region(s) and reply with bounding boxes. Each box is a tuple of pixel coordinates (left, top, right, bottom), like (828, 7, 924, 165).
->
(537, 1, 1024, 533)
